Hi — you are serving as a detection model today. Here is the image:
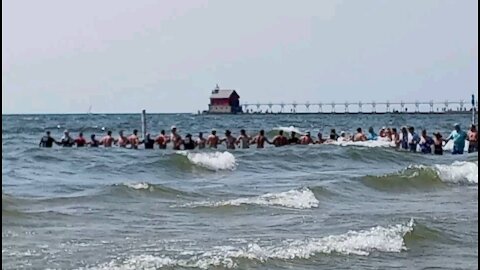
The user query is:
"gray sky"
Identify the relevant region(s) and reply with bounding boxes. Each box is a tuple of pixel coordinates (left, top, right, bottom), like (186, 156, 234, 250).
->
(2, 0, 478, 114)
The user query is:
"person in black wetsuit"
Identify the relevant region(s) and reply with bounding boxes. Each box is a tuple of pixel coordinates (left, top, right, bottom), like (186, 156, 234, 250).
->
(183, 134, 196, 150)
(39, 131, 58, 147)
(89, 134, 101, 147)
(143, 133, 155, 149)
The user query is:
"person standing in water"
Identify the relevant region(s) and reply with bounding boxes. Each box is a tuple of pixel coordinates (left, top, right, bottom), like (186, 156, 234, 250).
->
(155, 130, 169, 149)
(272, 130, 288, 147)
(183, 134, 196, 150)
(445, 123, 467, 155)
(143, 133, 155, 149)
(468, 124, 478, 153)
(399, 126, 409, 150)
(196, 132, 206, 149)
(288, 131, 300, 144)
(60, 130, 75, 147)
(407, 126, 420, 152)
(316, 132, 325, 144)
(100, 131, 115, 147)
(329, 129, 339, 141)
(300, 131, 314, 144)
(220, 130, 237, 150)
(353, 128, 367, 142)
(39, 131, 58, 147)
(432, 132, 443, 155)
(116, 130, 129, 148)
(128, 129, 141, 149)
(391, 128, 400, 148)
(419, 129, 434, 154)
(251, 129, 271, 148)
(89, 134, 101, 147)
(170, 126, 183, 150)
(74, 132, 87, 147)
(207, 129, 220, 148)
(236, 129, 251, 149)
(367, 127, 378, 141)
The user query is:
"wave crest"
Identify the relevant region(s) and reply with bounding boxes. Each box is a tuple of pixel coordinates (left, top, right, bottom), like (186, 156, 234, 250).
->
(363, 161, 478, 191)
(179, 188, 319, 209)
(177, 151, 237, 171)
(89, 219, 414, 269)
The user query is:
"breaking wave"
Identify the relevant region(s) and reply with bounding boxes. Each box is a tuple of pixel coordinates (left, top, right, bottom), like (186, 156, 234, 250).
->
(179, 188, 319, 209)
(87, 219, 415, 269)
(176, 151, 237, 171)
(363, 161, 478, 191)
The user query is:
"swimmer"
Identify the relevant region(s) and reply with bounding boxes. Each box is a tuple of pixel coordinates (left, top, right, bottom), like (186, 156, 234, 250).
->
(236, 129, 251, 149)
(60, 129, 75, 147)
(170, 126, 183, 150)
(128, 129, 141, 149)
(251, 129, 271, 148)
(116, 130, 129, 148)
(39, 131, 58, 148)
(74, 132, 87, 147)
(183, 133, 196, 150)
(207, 129, 220, 148)
(272, 130, 288, 147)
(143, 133, 155, 149)
(468, 124, 478, 153)
(300, 131, 314, 144)
(288, 131, 300, 144)
(445, 123, 467, 155)
(220, 130, 237, 150)
(100, 131, 115, 147)
(196, 132, 206, 149)
(155, 130, 168, 149)
(353, 128, 367, 142)
(89, 134, 101, 147)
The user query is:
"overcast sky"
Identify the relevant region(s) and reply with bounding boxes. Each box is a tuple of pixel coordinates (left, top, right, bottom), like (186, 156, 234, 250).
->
(2, 0, 478, 114)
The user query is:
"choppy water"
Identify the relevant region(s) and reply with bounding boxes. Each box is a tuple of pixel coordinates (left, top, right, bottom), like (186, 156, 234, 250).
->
(2, 113, 478, 269)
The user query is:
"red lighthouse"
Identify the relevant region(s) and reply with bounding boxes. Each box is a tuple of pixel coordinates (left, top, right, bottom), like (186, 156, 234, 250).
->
(208, 84, 242, 114)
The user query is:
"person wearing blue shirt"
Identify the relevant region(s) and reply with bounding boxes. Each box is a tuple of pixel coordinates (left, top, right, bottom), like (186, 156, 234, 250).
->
(445, 123, 467, 155)
(367, 127, 378, 141)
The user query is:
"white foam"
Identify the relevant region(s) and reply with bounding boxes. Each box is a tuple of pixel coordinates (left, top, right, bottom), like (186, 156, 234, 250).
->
(181, 188, 319, 209)
(178, 151, 237, 171)
(88, 219, 414, 269)
(434, 161, 478, 184)
(330, 140, 395, 148)
(123, 182, 151, 190)
(272, 126, 305, 135)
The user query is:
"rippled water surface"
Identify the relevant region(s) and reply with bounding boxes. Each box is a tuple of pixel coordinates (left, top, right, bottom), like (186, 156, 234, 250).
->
(2, 113, 478, 269)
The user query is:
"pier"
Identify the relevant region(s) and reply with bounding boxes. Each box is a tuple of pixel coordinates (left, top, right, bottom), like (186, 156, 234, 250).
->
(241, 100, 478, 114)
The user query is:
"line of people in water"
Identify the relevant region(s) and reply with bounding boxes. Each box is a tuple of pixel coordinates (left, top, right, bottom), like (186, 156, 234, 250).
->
(39, 123, 478, 155)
